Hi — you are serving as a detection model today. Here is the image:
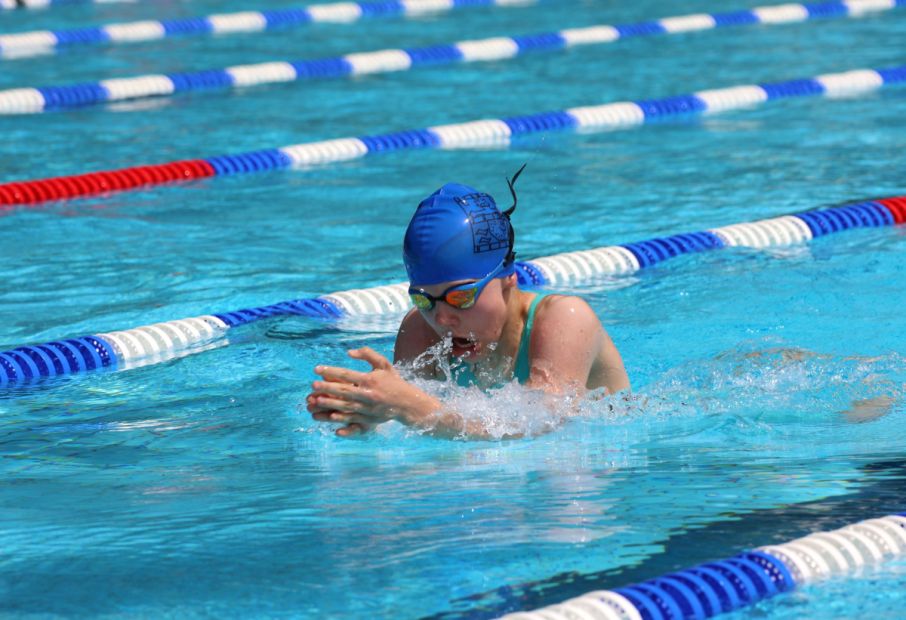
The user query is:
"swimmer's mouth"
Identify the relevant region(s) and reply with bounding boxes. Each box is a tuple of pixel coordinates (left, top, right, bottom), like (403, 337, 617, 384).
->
(451, 336, 477, 357)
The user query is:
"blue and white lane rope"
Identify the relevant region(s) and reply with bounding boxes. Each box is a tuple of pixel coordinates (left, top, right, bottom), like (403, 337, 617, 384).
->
(0, 0, 536, 60)
(1, 0, 902, 111)
(498, 513, 906, 620)
(0, 0, 133, 9)
(0, 196, 903, 387)
(4, 64, 906, 208)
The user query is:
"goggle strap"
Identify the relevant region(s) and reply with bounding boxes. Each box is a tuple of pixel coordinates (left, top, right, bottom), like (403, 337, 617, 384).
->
(502, 162, 526, 218)
(502, 163, 525, 265)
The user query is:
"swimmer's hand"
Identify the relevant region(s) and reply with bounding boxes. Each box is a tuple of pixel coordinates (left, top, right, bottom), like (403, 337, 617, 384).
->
(308, 347, 441, 437)
(306, 392, 372, 437)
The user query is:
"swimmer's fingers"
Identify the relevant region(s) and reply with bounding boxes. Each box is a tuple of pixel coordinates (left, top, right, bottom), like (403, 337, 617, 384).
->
(312, 410, 342, 422)
(326, 412, 371, 425)
(311, 395, 367, 414)
(315, 365, 368, 385)
(337, 423, 371, 437)
(306, 393, 338, 414)
(311, 380, 360, 400)
(349, 347, 393, 371)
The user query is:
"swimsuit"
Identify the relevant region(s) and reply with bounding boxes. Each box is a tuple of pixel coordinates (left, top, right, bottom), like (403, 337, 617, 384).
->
(454, 293, 548, 388)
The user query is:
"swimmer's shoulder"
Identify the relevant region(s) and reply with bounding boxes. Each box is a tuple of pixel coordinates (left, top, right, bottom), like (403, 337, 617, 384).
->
(531, 293, 629, 393)
(532, 293, 602, 336)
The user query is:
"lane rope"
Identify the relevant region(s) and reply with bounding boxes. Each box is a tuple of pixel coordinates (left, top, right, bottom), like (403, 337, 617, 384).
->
(1, 63, 905, 208)
(0, 0, 900, 111)
(0, 195, 903, 386)
(0, 0, 536, 59)
(0, 0, 137, 10)
(498, 513, 906, 620)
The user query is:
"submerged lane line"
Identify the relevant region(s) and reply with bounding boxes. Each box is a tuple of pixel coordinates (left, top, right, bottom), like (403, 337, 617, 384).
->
(1, 63, 905, 208)
(0, 0, 537, 60)
(0, 195, 903, 387)
(498, 513, 906, 620)
(0, 0, 902, 111)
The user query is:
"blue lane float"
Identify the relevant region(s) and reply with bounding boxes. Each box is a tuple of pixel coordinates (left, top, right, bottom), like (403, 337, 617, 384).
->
(0, 196, 903, 387)
(1, 0, 904, 112)
(499, 514, 906, 619)
(0, 0, 537, 59)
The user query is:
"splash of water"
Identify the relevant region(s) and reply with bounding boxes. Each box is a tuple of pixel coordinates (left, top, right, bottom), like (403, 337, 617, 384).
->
(396, 337, 633, 440)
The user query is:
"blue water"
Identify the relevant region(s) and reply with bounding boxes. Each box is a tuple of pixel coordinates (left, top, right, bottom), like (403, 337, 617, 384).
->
(1, 1, 905, 617)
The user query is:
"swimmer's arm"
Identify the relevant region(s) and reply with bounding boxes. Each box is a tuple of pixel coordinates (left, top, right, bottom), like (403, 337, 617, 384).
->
(734, 348, 895, 424)
(525, 296, 630, 397)
(597, 327, 631, 395)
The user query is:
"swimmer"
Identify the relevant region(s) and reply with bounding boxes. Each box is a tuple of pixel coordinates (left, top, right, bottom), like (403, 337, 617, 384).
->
(306, 169, 630, 438)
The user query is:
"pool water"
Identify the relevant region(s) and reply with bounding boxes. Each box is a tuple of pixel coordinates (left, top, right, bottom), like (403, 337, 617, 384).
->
(1, 0, 905, 617)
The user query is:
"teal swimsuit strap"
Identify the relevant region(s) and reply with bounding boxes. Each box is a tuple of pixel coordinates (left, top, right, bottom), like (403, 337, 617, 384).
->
(514, 293, 547, 384)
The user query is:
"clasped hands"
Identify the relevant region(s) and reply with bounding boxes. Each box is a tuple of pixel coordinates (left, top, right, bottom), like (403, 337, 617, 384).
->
(306, 347, 439, 437)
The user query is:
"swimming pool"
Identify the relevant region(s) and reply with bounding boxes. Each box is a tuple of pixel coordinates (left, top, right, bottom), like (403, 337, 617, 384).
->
(1, 0, 905, 617)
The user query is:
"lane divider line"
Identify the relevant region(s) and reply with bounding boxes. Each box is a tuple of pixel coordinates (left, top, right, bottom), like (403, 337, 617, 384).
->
(1, 0, 137, 10)
(1, 63, 905, 208)
(0, 0, 537, 59)
(1, 0, 901, 111)
(1, 195, 903, 386)
(498, 513, 906, 620)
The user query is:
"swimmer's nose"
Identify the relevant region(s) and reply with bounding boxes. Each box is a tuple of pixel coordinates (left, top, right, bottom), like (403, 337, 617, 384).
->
(434, 304, 459, 328)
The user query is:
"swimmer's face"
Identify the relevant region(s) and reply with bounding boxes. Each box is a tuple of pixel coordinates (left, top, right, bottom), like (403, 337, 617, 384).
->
(418, 275, 513, 360)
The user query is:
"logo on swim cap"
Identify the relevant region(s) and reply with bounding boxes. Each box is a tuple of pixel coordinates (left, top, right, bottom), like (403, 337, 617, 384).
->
(453, 193, 510, 254)
(403, 183, 514, 286)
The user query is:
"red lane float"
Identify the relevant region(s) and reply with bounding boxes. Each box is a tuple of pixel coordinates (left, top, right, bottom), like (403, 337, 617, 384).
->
(0, 160, 216, 206)
(877, 197, 906, 224)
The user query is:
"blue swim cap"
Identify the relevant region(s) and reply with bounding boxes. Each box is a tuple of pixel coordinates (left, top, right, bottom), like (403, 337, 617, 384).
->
(403, 182, 515, 286)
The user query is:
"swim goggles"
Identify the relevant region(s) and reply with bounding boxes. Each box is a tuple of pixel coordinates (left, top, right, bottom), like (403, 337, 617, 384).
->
(409, 259, 507, 311)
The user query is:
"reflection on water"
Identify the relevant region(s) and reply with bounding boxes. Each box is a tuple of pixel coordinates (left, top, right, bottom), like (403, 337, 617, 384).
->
(2, 328, 904, 618)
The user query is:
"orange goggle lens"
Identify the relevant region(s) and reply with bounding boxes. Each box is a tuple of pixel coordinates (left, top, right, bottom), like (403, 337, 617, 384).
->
(444, 288, 478, 308)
